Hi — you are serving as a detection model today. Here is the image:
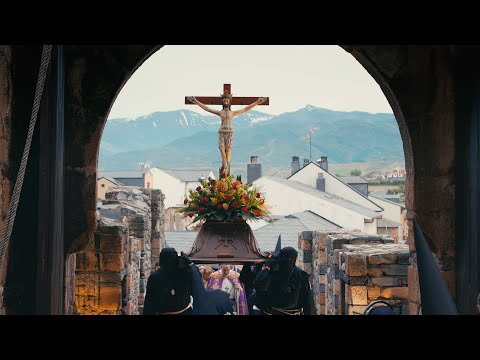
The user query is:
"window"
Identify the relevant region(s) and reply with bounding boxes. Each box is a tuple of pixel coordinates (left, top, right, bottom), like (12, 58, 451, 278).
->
(101, 184, 105, 188)
(147, 182, 150, 188)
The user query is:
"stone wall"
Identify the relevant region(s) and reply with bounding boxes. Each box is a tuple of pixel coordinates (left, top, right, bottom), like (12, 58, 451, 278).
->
(338, 243, 409, 315)
(298, 229, 410, 315)
(75, 186, 165, 315)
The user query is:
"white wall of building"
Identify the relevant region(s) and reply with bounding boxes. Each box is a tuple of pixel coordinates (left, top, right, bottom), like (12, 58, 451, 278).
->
(147, 168, 187, 208)
(364, 219, 378, 235)
(253, 177, 375, 233)
(289, 163, 382, 212)
(369, 195, 405, 241)
(368, 195, 402, 223)
(97, 178, 117, 200)
(146, 169, 215, 209)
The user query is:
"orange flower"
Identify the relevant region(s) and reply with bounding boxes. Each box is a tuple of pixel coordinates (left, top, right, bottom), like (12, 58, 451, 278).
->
(222, 203, 229, 210)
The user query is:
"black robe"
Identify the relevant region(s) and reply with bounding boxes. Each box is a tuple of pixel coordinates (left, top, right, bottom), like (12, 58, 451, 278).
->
(254, 247, 314, 315)
(143, 248, 193, 315)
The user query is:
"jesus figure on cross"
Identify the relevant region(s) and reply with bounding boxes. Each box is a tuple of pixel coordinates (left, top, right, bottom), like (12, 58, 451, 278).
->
(186, 84, 268, 176)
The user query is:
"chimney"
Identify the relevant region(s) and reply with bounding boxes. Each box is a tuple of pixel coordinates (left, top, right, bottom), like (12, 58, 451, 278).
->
(316, 173, 325, 191)
(303, 159, 310, 167)
(247, 155, 262, 184)
(291, 156, 300, 175)
(318, 156, 328, 172)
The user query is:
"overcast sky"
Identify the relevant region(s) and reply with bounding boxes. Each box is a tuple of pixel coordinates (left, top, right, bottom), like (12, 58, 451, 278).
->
(108, 45, 393, 120)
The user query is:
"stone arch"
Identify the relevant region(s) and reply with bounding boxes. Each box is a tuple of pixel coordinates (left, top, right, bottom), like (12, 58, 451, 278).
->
(3, 45, 459, 314)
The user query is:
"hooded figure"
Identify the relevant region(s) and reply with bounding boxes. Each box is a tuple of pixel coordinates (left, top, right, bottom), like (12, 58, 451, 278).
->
(143, 248, 194, 315)
(253, 247, 314, 315)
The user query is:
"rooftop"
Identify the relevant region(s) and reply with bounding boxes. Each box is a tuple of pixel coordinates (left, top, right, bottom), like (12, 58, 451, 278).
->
(254, 211, 340, 252)
(338, 176, 369, 184)
(99, 176, 123, 186)
(155, 168, 214, 182)
(378, 218, 402, 228)
(262, 176, 381, 218)
(98, 170, 143, 179)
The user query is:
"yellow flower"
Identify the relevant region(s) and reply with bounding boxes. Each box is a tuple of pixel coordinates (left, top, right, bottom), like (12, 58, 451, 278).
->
(210, 197, 218, 204)
(218, 192, 226, 200)
(222, 203, 229, 210)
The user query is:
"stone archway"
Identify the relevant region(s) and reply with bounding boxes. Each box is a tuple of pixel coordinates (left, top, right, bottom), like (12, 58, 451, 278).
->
(0, 45, 461, 314)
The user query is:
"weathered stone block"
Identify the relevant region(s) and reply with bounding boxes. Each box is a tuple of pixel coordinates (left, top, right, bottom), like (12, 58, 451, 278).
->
(346, 285, 368, 305)
(299, 239, 312, 251)
(76, 251, 100, 272)
(408, 265, 421, 304)
(298, 249, 312, 262)
(315, 232, 328, 250)
(345, 253, 367, 276)
(300, 231, 313, 241)
(318, 265, 327, 275)
(346, 304, 367, 315)
(99, 272, 122, 284)
(316, 292, 325, 305)
(313, 283, 326, 293)
(318, 250, 327, 265)
(380, 264, 408, 276)
(102, 251, 124, 272)
(349, 276, 369, 286)
(318, 305, 325, 315)
(317, 274, 327, 286)
(99, 233, 125, 254)
(371, 277, 402, 287)
(397, 252, 410, 264)
(409, 301, 421, 315)
(334, 278, 342, 295)
(367, 287, 381, 300)
(368, 253, 398, 265)
(302, 263, 312, 274)
(380, 287, 409, 300)
(367, 267, 384, 277)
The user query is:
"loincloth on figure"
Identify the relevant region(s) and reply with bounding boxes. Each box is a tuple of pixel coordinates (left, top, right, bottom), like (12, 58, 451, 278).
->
(218, 128, 234, 150)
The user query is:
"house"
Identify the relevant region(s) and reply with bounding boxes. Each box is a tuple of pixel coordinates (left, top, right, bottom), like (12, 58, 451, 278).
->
(338, 176, 369, 197)
(251, 156, 405, 237)
(377, 218, 403, 243)
(98, 170, 144, 186)
(253, 176, 382, 235)
(379, 166, 406, 182)
(369, 189, 401, 203)
(97, 176, 123, 200)
(288, 158, 382, 213)
(144, 168, 215, 209)
(369, 193, 407, 242)
(97, 170, 144, 200)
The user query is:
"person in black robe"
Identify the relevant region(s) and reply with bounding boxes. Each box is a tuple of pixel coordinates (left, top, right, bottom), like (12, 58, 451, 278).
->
(253, 247, 314, 315)
(239, 261, 264, 314)
(143, 247, 194, 315)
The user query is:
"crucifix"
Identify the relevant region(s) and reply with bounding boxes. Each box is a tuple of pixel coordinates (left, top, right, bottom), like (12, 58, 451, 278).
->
(186, 84, 269, 177)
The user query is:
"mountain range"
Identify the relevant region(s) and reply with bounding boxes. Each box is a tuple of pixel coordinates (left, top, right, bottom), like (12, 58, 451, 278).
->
(99, 106, 404, 172)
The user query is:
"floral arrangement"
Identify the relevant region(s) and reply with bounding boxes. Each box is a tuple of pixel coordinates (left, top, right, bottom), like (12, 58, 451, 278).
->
(177, 173, 272, 224)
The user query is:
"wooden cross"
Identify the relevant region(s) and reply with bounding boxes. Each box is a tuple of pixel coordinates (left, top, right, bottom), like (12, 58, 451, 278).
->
(185, 84, 270, 106)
